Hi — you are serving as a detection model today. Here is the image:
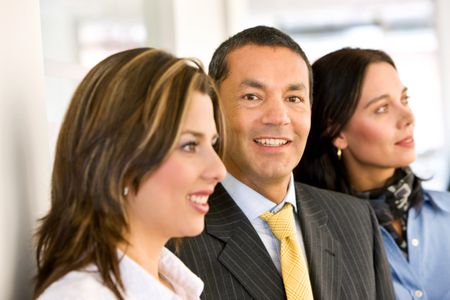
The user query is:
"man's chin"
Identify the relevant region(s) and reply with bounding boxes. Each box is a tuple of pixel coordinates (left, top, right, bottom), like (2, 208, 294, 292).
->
(253, 167, 292, 183)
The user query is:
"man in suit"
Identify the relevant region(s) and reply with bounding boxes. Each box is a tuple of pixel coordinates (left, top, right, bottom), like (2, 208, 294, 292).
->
(173, 26, 395, 300)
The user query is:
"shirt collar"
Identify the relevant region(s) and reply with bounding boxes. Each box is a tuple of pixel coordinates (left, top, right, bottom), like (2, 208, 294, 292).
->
(424, 190, 450, 213)
(221, 172, 297, 221)
(118, 247, 203, 299)
(158, 248, 203, 297)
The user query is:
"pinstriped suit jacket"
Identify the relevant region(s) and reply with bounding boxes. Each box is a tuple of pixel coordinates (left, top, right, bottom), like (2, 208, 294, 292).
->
(174, 183, 395, 300)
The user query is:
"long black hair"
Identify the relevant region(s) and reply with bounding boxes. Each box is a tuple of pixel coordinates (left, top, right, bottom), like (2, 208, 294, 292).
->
(293, 48, 395, 193)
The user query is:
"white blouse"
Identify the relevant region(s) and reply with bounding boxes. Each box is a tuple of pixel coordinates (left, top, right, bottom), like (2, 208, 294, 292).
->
(38, 247, 203, 300)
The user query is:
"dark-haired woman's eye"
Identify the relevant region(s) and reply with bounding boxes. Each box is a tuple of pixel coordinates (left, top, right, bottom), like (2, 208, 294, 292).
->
(401, 95, 410, 105)
(375, 105, 388, 114)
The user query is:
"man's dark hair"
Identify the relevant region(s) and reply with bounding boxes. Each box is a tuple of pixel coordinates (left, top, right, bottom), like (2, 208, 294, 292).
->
(208, 25, 313, 101)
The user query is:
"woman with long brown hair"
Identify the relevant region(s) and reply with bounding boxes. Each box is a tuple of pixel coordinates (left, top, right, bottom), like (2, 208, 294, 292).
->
(34, 48, 226, 299)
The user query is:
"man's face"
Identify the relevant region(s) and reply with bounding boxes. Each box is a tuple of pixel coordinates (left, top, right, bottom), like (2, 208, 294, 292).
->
(218, 45, 311, 194)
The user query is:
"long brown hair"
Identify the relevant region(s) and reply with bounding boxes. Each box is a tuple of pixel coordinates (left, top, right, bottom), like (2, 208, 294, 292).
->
(34, 48, 224, 299)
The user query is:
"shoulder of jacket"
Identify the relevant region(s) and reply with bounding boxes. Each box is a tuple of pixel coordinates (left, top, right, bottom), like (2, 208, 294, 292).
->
(295, 182, 370, 210)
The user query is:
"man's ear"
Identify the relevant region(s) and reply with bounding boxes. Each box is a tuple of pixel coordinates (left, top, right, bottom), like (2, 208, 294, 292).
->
(332, 133, 348, 150)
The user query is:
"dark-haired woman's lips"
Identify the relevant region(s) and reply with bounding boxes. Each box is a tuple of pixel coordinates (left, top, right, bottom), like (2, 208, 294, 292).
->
(395, 136, 414, 148)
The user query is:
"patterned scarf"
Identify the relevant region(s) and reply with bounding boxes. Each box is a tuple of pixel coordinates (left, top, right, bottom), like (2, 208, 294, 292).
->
(350, 167, 423, 258)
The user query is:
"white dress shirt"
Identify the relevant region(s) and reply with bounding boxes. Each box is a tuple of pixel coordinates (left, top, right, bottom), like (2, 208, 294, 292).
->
(38, 247, 203, 300)
(221, 173, 308, 274)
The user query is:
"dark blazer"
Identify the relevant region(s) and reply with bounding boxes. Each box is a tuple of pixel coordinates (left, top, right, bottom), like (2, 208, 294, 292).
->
(173, 182, 395, 300)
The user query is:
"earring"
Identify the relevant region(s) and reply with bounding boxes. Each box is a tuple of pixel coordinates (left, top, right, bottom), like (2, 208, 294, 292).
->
(337, 147, 342, 160)
(123, 186, 129, 196)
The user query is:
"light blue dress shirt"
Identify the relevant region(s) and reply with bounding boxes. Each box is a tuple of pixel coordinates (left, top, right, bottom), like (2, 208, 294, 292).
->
(221, 173, 308, 274)
(381, 190, 450, 300)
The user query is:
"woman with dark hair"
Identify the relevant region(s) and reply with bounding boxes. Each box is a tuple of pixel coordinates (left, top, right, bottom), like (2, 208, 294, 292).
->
(294, 47, 450, 299)
(34, 48, 226, 299)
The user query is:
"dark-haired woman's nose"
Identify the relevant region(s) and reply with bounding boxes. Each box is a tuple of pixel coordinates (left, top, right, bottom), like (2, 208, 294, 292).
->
(397, 105, 415, 129)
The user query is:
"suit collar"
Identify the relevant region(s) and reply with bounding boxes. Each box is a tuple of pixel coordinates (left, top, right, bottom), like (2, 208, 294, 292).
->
(205, 184, 286, 299)
(206, 183, 343, 299)
(295, 183, 342, 299)
(295, 183, 328, 227)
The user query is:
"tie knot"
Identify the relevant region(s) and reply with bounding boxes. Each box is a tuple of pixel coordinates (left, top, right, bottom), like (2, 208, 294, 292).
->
(261, 203, 296, 241)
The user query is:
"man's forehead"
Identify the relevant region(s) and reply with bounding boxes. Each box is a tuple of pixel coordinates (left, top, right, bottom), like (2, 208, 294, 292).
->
(227, 44, 302, 58)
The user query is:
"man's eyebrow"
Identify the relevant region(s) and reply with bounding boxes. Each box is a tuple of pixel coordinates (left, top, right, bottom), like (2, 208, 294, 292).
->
(240, 79, 265, 89)
(240, 80, 306, 91)
(287, 82, 306, 91)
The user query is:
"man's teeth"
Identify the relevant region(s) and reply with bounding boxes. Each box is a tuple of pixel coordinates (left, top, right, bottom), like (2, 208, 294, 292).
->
(255, 138, 288, 146)
(188, 195, 209, 204)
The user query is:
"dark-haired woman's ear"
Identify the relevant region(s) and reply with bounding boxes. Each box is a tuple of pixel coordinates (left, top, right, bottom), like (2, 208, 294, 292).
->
(332, 134, 348, 160)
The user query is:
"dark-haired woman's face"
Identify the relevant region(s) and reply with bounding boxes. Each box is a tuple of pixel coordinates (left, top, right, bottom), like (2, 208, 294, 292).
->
(333, 62, 416, 186)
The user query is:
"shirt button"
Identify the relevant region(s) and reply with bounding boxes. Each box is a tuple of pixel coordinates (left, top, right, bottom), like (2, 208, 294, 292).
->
(415, 290, 423, 298)
(411, 239, 420, 247)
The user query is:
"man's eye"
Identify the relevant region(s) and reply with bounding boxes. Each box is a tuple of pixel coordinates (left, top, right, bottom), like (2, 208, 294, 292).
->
(243, 94, 259, 101)
(287, 96, 303, 103)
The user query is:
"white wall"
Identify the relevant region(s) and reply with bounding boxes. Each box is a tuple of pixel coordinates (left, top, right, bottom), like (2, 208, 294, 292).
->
(144, 0, 229, 68)
(0, 0, 50, 299)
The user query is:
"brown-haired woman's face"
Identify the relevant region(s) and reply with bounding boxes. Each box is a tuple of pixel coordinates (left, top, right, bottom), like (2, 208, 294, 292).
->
(126, 91, 226, 243)
(333, 62, 416, 180)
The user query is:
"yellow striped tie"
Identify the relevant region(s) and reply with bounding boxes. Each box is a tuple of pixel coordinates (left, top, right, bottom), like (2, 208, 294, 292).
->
(261, 203, 314, 300)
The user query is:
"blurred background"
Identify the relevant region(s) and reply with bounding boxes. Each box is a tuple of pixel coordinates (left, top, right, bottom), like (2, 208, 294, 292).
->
(2, 0, 449, 298)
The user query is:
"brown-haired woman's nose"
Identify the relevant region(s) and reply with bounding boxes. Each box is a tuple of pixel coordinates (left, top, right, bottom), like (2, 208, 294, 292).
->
(204, 148, 226, 183)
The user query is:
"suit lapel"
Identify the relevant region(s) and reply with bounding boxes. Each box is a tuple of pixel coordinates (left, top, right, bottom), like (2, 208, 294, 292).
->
(206, 184, 286, 299)
(296, 183, 342, 300)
